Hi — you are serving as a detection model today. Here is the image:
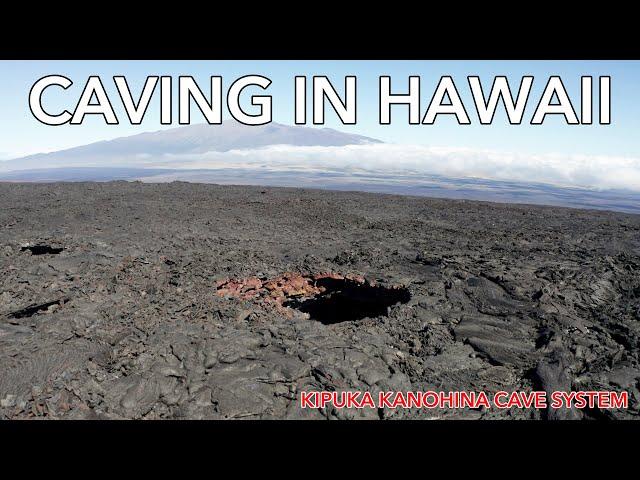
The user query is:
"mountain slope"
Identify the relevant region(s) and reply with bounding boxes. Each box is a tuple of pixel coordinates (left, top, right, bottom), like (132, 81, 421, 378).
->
(0, 121, 381, 171)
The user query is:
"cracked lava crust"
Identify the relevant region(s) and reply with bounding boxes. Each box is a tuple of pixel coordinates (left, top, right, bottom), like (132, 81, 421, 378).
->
(0, 182, 639, 419)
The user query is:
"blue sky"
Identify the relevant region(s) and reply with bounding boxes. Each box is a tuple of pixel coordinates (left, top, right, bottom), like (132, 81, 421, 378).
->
(0, 60, 638, 159)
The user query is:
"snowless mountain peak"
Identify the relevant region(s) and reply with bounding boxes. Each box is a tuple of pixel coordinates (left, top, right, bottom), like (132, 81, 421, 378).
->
(0, 121, 381, 171)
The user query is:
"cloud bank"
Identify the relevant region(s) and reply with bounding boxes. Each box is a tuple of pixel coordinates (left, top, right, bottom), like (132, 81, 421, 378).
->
(143, 144, 640, 192)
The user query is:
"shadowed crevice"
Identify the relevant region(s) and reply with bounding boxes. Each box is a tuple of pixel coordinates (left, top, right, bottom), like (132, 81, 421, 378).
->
(21, 245, 64, 255)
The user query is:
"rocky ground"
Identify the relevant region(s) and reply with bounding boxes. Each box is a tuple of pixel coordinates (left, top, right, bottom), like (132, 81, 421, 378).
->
(0, 181, 639, 420)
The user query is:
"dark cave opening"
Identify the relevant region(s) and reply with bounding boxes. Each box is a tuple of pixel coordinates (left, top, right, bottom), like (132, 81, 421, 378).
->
(21, 245, 64, 255)
(284, 277, 411, 325)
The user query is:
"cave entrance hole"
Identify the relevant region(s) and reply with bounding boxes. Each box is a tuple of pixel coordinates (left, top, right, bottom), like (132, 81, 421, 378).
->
(284, 277, 411, 325)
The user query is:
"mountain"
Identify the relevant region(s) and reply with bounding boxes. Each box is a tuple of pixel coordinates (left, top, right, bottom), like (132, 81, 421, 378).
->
(0, 121, 381, 171)
(2, 122, 637, 214)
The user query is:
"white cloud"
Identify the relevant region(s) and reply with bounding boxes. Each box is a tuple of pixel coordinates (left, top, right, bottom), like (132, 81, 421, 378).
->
(146, 144, 640, 192)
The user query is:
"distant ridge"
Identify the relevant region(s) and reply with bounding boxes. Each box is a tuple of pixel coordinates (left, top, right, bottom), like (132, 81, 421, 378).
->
(3, 121, 637, 214)
(0, 121, 381, 171)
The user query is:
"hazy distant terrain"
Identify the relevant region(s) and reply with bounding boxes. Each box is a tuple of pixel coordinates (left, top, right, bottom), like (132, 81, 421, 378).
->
(1, 121, 638, 214)
(0, 167, 175, 182)
(1, 166, 638, 214)
(0, 122, 380, 171)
